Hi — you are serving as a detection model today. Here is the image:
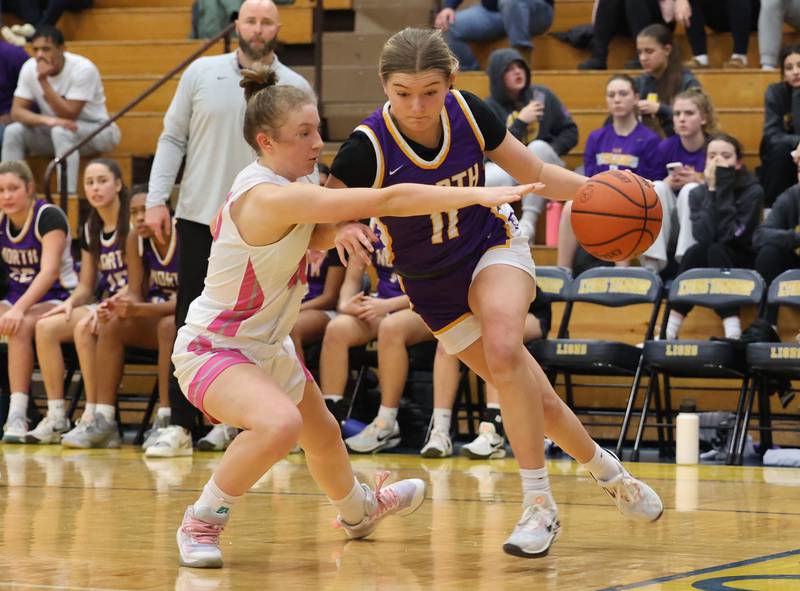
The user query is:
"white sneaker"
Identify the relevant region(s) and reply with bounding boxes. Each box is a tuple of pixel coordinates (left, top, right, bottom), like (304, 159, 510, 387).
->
(196, 424, 238, 452)
(345, 418, 401, 453)
(0, 26, 26, 46)
(591, 451, 663, 522)
(2, 411, 29, 443)
(420, 429, 453, 458)
(145, 425, 193, 458)
(461, 422, 506, 459)
(26, 415, 71, 444)
(335, 471, 426, 539)
(177, 505, 228, 568)
(142, 413, 171, 450)
(61, 413, 121, 449)
(502, 492, 561, 558)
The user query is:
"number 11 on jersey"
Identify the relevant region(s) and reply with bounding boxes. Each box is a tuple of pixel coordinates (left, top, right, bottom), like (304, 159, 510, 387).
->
(430, 210, 460, 244)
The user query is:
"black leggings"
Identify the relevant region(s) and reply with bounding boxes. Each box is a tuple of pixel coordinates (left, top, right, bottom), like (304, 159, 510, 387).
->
(759, 138, 797, 207)
(591, 0, 666, 61)
(168, 218, 213, 434)
(686, 0, 754, 56)
(672, 242, 754, 319)
(1, 0, 93, 26)
(754, 243, 800, 324)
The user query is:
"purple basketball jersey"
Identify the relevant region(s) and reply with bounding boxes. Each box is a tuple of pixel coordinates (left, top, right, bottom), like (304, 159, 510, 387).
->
(371, 220, 403, 299)
(87, 224, 127, 298)
(141, 229, 180, 303)
(357, 90, 511, 278)
(302, 252, 330, 303)
(0, 200, 72, 304)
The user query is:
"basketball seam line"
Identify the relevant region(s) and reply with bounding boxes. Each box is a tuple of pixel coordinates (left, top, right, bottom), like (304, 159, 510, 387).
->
(571, 210, 663, 222)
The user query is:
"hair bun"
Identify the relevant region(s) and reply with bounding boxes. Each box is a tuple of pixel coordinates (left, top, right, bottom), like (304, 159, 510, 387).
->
(240, 64, 279, 102)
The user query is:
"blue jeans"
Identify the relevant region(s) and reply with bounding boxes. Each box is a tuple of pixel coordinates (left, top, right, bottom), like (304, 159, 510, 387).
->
(444, 0, 554, 71)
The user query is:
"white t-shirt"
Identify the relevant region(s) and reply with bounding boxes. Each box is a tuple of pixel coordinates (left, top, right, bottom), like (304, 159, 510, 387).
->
(14, 51, 110, 123)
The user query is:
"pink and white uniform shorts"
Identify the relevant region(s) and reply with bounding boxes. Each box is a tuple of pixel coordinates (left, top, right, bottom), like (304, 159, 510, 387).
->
(172, 326, 313, 423)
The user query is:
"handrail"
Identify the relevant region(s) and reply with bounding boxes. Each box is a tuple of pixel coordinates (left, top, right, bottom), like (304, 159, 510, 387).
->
(44, 22, 236, 213)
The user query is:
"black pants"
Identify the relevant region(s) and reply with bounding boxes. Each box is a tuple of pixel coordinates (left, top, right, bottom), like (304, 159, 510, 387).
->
(672, 242, 754, 318)
(759, 138, 797, 207)
(2, 0, 93, 26)
(168, 218, 213, 434)
(686, 0, 754, 56)
(754, 243, 800, 324)
(591, 0, 665, 61)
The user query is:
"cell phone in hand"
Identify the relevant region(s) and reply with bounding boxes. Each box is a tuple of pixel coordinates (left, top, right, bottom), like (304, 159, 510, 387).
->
(533, 90, 545, 105)
(666, 162, 683, 173)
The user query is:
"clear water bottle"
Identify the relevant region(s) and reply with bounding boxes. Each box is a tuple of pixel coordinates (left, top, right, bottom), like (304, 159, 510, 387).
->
(676, 398, 699, 465)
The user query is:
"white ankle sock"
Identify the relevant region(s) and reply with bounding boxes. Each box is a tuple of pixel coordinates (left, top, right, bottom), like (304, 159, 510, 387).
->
(432, 408, 452, 433)
(195, 476, 239, 517)
(520, 467, 551, 499)
(722, 316, 742, 339)
(376, 405, 398, 426)
(47, 399, 65, 419)
(694, 54, 709, 65)
(330, 478, 366, 525)
(95, 404, 115, 421)
(581, 443, 622, 481)
(156, 406, 171, 419)
(9, 392, 28, 416)
(82, 403, 96, 422)
(666, 311, 685, 340)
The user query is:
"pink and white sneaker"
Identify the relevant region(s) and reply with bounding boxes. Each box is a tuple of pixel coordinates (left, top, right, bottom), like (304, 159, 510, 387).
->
(336, 471, 426, 539)
(177, 505, 229, 568)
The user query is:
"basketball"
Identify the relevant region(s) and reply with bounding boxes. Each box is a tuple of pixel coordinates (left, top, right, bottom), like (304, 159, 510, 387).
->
(570, 169, 663, 262)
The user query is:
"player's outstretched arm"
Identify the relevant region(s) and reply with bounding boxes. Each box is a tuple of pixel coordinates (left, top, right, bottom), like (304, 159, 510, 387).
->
(485, 131, 586, 202)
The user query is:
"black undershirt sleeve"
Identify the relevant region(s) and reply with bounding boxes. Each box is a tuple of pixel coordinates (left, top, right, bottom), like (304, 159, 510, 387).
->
(36, 206, 69, 237)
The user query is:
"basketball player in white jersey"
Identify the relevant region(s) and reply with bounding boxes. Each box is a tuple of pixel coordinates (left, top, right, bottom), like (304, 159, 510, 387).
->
(171, 64, 540, 568)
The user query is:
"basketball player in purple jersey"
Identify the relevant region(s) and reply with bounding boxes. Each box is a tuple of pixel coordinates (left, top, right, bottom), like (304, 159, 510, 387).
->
(0, 161, 77, 443)
(32, 159, 131, 447)
(328, 27, 663, 558)
(87, 187, 182, 451)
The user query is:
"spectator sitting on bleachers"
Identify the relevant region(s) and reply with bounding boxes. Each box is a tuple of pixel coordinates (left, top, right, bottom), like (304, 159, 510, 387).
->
(434, 0, 554, 71)
(0, 160, 77, 444)
(289, 248, 345, 363)
(665, 133, 764, 340)
(190, 0, 242, 39)
(759, 0, 800, 71)
(319, 220, 434, 455)
(0, 39, 28, 147)
(483, 48, 578, 243)
(675, 0, 758, 68)
(578, 0, 676, 71)
(1, 26, 119, 196)
(556, 74, 661, 271)
(642, 88, 717, 275)
(759, 44, 800, 207)
(1, 1, 93, 46)
(635, 24, 700, 137)
(33, 158, 130, 449)
(420, 285, 551, 459)
(753, 150, 800, 330)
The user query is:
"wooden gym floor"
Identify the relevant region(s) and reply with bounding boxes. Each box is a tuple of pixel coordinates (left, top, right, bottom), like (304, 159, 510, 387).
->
(0, 446, 798, 591)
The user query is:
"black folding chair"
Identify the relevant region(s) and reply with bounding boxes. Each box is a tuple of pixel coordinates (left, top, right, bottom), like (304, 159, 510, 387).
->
(528, 267, 663, 453)
(738, 269, 800, 464)
(636, 268, 765, 464)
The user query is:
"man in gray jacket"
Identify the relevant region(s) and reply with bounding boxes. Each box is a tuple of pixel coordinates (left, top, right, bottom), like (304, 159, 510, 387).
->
(483, 48, 578, 242)
(143, 0, 313, 457)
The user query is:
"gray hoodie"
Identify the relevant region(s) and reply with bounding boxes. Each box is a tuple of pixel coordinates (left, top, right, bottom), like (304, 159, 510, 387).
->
(484, 48, 578, 156)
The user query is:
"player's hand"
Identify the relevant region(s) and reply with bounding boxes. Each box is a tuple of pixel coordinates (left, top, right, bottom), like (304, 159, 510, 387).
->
(637, 99, 660, 115)
(434, 8, 456, 32)
(477, 183, 545, 208)
(0, 306, 24, 336)
(518, 100, 543, 124)
(87, 307, 100, 335)
(41, 299, 72, 320)
(334, 222, 377, 268)
(675, 0, 692, 27)
(704, 159, 717, 190)
(146, 204, 171, 245)
(356, 295, 387, 322)
(36, 57, 57, 79)
(340, 292, 367, 317)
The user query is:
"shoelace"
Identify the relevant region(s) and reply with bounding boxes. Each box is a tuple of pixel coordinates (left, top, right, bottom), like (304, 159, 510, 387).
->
(370, 471, 400, 520)
(518, 502, 554, 533)
(183, 516, 224, 545)
(616, 476, 644, 505)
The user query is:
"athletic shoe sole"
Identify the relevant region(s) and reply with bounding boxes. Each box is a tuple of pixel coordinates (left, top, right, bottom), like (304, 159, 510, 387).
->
(502, 527, 560, 559)
(2, 434, 27, 444)
(176, 532, 223, 569)
(346, 436, 401, 454)
(420, 446, 452, 458)
(460, 447, 506, 460)
(196, 440, 228, 452)
(61, 438, 121, 449)
(25, 434, 65, 444)
(146, 446, 193, 458)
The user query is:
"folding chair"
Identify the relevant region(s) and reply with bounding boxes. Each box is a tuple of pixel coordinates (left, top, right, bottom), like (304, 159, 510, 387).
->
(738, 269, 800, 464)
(528, 267, 663, 453)
(635, 268, 765, 464)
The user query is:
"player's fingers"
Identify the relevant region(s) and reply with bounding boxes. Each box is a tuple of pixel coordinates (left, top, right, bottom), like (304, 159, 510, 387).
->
(336, 243, 348, 267)
(357, 231, 375, 252)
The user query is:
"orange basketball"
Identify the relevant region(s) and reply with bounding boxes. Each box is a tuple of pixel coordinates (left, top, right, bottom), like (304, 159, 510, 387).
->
(571, 169, 663, 262)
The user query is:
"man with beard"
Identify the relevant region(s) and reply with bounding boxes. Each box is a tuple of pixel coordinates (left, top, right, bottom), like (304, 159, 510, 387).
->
(143, 0, 314, 457)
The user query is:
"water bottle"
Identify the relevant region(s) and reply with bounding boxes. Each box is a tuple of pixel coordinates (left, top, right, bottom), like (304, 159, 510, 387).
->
(676, 398, 699, 465)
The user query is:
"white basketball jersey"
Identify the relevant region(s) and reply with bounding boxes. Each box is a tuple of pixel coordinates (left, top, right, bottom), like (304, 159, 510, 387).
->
(183, 161, 315, 345)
